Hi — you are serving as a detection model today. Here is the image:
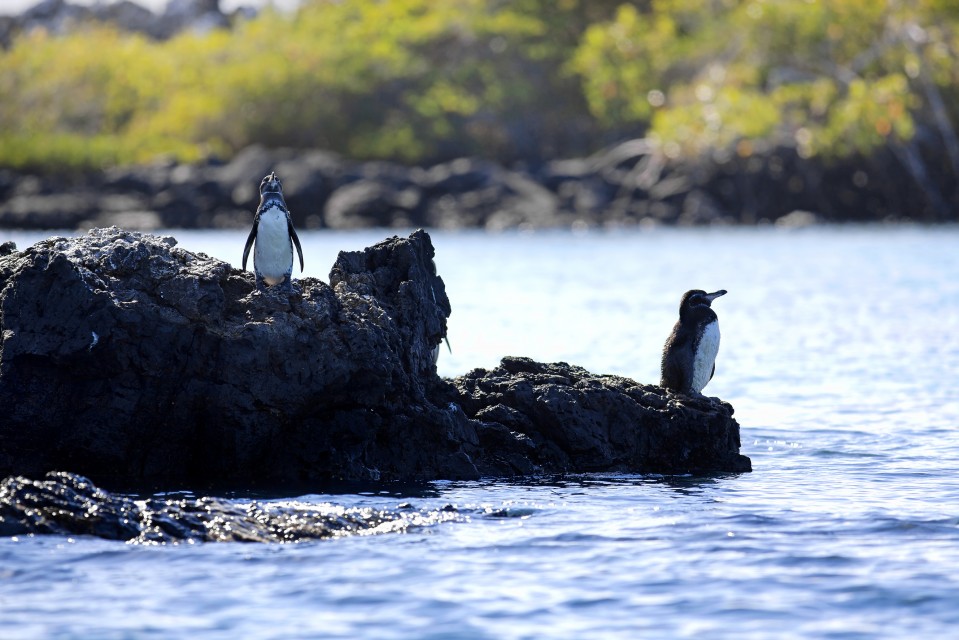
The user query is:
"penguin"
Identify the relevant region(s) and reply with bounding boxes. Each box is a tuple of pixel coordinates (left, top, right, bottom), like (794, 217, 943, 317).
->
(660, 289, 727, 395)
(430, 280, 452, 365)
(431, 336, 452, 365)
(242, 171, 304, 293)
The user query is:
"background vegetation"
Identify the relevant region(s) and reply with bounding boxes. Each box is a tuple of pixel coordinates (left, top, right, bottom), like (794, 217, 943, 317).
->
(2, 0, 959, 180)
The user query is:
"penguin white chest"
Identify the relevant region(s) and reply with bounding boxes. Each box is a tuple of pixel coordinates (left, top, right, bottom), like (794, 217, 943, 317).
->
(691, 320, 720, 393)
(253, 206, 293, 285)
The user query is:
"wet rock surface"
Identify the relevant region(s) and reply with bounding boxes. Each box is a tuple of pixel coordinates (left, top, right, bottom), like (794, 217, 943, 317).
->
(0, 226, 750, 496)
(0, 471, 462, 543)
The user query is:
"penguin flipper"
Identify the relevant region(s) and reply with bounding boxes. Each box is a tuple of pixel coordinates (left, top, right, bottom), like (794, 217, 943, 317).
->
(709, 363, 716, 382)
(660, 347, 685, 392)
(242, 221, 258, 271)
(661, 361, 685, 392)
(289, 220, 305, 272)
(660, 323, 689, 392)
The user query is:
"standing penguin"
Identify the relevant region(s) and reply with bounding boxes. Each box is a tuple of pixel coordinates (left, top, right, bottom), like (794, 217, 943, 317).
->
(242, 172, 304, 293)
(660, 289, 727, 395)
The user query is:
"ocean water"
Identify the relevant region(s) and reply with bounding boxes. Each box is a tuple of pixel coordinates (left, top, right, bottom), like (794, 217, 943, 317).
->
(2, 225, 959, 638)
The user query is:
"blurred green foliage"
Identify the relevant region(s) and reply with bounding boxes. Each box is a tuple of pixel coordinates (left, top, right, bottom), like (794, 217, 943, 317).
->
(1, 0, 958, 170)
(572, 0, 959, 162)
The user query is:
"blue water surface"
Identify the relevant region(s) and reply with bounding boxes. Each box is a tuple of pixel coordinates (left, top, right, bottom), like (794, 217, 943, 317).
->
(2, 225, 958, 639)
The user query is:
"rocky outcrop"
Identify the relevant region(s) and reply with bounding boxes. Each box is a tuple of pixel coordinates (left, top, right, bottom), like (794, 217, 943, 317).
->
(0, 227, 750, 490)
(438, 357, 751, 475)
(0, 226, 459, 485)
(0, 471, 465, 542)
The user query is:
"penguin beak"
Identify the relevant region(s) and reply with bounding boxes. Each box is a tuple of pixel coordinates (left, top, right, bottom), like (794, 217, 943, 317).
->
(705, 290, 727, 302)
(262, 172, 281, 193)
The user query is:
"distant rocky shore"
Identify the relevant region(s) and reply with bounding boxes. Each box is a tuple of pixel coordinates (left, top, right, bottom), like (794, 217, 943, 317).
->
(4, 140, 932, 233)
(2, 1, 956, 229)
(0, 227, 750, 489)
(0, 0, 249, 47)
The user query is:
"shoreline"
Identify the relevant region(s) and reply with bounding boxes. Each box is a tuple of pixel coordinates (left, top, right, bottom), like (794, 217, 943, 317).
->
(3, 141, 951, 232)
(3, 2, 957, 229)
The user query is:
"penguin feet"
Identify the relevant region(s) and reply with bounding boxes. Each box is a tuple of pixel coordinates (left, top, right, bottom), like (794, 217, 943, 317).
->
(280, 276, 302, 297)
(251, 275, 299, 300)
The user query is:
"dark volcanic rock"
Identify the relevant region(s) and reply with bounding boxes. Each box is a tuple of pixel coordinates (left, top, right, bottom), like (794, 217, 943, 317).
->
(417, 157, 562, 230)
(0, 226, 749, 490)
(0, 471, 462, 542)
(440, 357, 751, 475)
(324, 179, 421, 229)
(7, 137, 947, 232)
(0, 226, 457, 485)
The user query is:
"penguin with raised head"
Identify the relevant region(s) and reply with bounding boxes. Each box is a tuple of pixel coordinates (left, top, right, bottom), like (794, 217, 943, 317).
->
(660, 289, 727, 395)
(242, 171, 304, 293)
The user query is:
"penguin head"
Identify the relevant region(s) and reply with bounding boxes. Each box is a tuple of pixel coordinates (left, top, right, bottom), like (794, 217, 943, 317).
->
(679, 289, 726, 317)
(259, 172, 283, 196)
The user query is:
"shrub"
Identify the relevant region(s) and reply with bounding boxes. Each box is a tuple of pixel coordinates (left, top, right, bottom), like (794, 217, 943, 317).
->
(1, 0, 958, 171)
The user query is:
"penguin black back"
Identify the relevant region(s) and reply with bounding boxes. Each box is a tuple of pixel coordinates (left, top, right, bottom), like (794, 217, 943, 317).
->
(660, 289, 727, 394)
